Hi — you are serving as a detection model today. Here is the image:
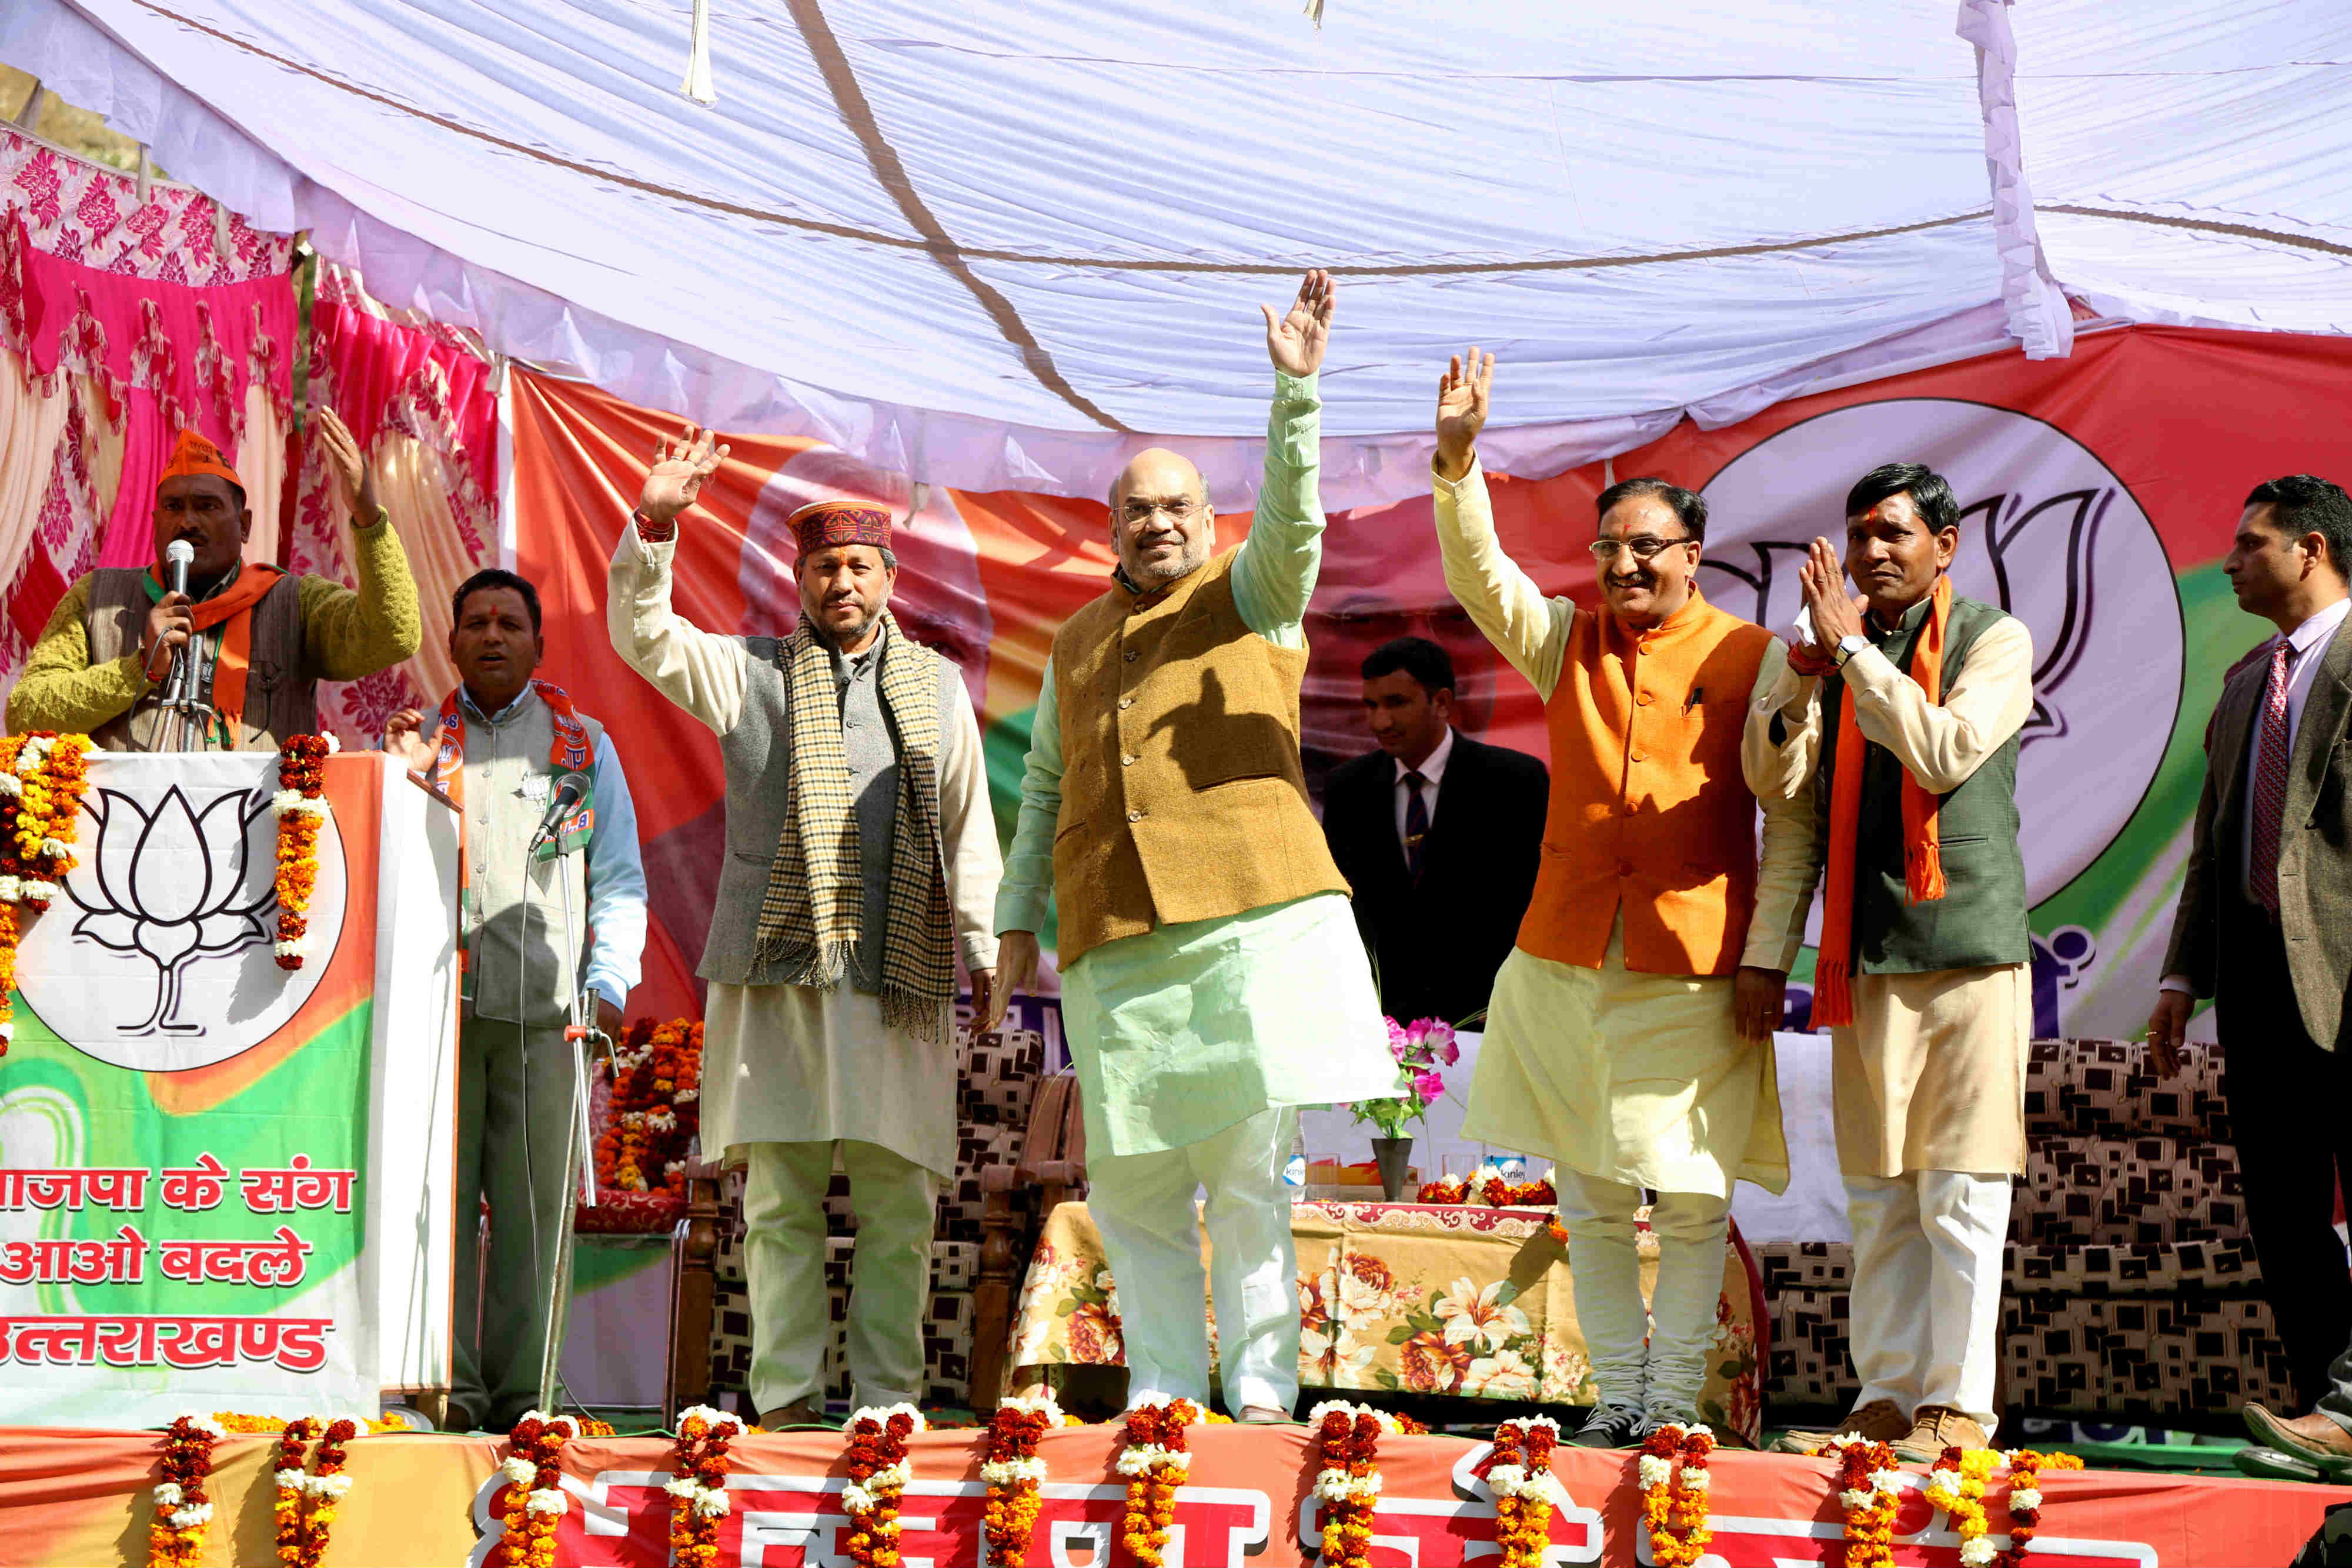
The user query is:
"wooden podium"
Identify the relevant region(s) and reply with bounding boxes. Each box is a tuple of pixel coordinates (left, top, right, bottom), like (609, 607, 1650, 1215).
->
(0, 750, 460, 1426)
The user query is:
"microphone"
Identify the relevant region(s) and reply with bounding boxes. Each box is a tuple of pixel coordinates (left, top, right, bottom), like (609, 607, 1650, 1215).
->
(159, 539, 195, 703)
(529, 771, 593, 854)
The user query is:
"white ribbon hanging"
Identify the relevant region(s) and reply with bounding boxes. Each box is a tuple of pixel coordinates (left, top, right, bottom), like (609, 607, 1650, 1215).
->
(680, 0, 717, 105)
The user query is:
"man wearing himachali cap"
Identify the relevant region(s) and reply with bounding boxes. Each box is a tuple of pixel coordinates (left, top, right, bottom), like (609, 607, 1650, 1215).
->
(608, 457, 1002, 1427)
(6, 411, 422, 748)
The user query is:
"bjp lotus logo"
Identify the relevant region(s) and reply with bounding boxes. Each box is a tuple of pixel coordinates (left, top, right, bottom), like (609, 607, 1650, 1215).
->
(62, 784, 276, 1036)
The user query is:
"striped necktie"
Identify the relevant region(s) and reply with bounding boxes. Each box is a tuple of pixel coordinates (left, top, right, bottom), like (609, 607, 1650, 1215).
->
(2249, 638, 2294, 912)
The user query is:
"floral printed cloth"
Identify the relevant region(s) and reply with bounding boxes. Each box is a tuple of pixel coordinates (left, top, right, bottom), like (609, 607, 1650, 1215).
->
(1008, 1198, 1768, 1445)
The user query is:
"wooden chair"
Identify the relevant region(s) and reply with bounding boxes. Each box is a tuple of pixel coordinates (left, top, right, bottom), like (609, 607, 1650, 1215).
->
(971, 1069, 1088, 1404)
(663, 1162, 727, 1422)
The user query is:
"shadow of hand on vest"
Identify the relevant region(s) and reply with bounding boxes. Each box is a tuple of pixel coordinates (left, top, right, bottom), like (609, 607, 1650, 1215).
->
(1144, 666, 1307, 793)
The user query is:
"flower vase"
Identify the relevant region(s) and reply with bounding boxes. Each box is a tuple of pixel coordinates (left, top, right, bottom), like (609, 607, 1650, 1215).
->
(1370, 1137, 1414, 1202)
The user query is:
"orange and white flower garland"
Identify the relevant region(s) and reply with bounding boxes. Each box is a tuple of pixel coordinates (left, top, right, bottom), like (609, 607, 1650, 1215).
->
(0, 731, 95, 1054)
(1309, 1402, 1399, 1568)
(664, 1404, 742, 1568)
(1926, 1445, 1999, 1566)
(147, 1411, 223, 1568)
(1116, 1395, 1202, 1567)
(490, 1410, 576, 1567)
(595, 1017, 705, 1194)
(843, 1402, 924, 1567)
(981, 1389, 1063, 1568)
(1638, 1422, 1714, 1567)
(1825, 1435, 1903, 1568)
(272, 1416, 360, 1568)
(2001, 1447, 2083, 1565)
(272, 733, 336, 969)
(1484, 1415, 1559, 1568)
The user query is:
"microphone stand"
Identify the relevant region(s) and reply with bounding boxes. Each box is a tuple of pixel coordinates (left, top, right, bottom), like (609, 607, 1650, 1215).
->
(155, 613, 218, 753)
(530, 814, 606, 1417)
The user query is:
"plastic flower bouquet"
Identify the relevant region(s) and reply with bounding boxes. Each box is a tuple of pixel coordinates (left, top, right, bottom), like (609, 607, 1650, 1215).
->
(1349, 1017, 1461, 1137)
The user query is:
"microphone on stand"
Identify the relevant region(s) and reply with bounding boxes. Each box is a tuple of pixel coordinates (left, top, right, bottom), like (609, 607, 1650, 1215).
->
(527, 771, 593, 855)
(159, 538, 195, 707)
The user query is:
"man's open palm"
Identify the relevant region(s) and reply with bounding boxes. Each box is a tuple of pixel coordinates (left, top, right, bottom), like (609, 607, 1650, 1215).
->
(1262, 269, 1335, 379)
(639, 424, 730, 526)
(1435, 347, 1494, 476)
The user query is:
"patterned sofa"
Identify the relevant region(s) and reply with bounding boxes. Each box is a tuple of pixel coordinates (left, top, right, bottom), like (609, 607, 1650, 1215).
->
(680, 1022, 1049, 1412)
(1757, 1039, 2297, 1418)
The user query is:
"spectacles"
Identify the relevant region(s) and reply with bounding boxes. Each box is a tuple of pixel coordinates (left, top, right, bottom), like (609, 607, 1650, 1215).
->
(1589, 534, 1692, 564)
(1121, 497, 1202, 526)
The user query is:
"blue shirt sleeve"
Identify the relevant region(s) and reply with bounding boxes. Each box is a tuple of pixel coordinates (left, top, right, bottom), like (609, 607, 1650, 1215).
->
(582, 737, 649, 1014)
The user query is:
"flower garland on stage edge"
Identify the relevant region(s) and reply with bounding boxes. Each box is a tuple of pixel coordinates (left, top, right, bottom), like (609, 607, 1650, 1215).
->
(1117, 1395, 1202, 1567)
(981, 1388, 1064, 1568)
(2001, 1447, 2083, 1566)
(272, 733, 336, 969)
(147, 1412, 223, 1568)
(0, 731, 96, 1056)
(491, 1411, 576, 1568)
(272, 1416, 360, 1568)
(1926, 1445, 1999, 1566)
(1825, 1435, 1903, 1568)
(1482, 1415, 1559, 1568)
(1308, 1402, 1401, 1568)
(843, 1402, 925, 1568)
(594, 1017, 705, 1196)
(1638, 1422, 1715, 1567)
(664, 1404, 742, 1568)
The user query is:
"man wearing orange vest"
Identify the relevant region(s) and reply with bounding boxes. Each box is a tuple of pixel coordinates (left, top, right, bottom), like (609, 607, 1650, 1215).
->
(988, 272, 1397, 1422)
(1754, 465, 2034, 1462)
(8, 414, 421, 750)
(1434, 350, 1816, 1447)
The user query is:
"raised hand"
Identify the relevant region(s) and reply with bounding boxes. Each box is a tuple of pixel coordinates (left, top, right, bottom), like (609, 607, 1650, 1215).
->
(1262, 269, 1336, 379)
(1435, 347, 1494, 482)
(639, 424, 730, 527)
(1800, 536, 1868, 649)
(315, 407, 380, 521)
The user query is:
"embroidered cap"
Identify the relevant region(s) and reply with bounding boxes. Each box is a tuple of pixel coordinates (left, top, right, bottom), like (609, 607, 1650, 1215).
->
(789, 498, 893, 554)
(158, 429, 245, 494)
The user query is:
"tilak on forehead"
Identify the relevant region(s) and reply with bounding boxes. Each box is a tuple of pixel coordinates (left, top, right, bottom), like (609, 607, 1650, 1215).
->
(789, 498, 893, 554)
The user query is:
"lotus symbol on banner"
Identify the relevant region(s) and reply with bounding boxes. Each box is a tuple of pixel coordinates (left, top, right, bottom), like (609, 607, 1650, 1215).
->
(63, 784, 276, 1036)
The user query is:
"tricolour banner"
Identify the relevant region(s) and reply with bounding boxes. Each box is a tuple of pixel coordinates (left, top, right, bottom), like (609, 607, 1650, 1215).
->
(0, 751, 459, 1425)
(512, 325, 2352, 1041)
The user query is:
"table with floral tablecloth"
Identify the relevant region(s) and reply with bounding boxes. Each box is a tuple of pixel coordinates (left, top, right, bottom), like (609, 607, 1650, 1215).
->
(1007, 1198, 1769, 1446)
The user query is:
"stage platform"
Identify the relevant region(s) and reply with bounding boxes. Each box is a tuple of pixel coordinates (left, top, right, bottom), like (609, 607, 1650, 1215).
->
(0, 1421, 2343, 1566)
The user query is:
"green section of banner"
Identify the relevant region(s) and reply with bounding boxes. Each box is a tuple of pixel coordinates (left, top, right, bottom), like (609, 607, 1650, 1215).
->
(0, 998, 372, 1315)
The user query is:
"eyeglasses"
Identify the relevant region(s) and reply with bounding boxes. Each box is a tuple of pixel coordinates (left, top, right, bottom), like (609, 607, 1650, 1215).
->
(1121, 497, 1202, 526)
(1589, 534, 1693, 564)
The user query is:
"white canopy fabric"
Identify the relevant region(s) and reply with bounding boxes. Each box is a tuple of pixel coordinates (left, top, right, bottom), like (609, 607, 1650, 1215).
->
(7, 0, 2348, 507)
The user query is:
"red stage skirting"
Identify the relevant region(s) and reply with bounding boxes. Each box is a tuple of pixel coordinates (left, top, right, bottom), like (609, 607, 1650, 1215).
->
(0, 1422, 2340, 1565)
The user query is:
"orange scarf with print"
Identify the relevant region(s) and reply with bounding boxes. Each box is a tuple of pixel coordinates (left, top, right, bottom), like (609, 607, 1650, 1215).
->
(1811, 574, 1952, 1028)
(145, 560, 284, 736)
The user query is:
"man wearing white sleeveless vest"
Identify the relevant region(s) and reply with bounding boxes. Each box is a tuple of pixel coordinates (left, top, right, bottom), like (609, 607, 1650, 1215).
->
(609, 460, 1001, 1428)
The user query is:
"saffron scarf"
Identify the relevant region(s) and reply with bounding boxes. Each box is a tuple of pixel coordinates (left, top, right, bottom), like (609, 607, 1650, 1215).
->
(142, 561, 285, 739)
(1810, 574, 1952, 1028)
(751, 613, 955, 1042)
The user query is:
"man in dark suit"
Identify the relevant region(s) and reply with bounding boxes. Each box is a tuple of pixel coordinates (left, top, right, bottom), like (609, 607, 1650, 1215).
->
(2151, 474, 2352, 1423)
(1322, 636, 1548, 1025)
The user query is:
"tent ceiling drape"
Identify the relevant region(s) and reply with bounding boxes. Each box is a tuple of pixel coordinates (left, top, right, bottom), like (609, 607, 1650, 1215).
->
(5, 1, 2348, 507)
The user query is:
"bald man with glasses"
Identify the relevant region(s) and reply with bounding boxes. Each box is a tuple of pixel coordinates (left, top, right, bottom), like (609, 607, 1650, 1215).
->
(1429, 350, 1816, 1446)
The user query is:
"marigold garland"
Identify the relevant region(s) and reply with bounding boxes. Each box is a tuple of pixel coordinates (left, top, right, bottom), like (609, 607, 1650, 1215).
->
(1926, 1445, 2000, 1566)
(1480, 1415, 1559, 1568)
(147, 1412, 223, 1568)
(1636, 1422, 1715, 1567)
(594, 1017, 705, 1195)
(2000, 1447, 2083, 1566)
(213, 1410, 413, 1435)
(1308, 1402, 1399, 1568)
(981, 1389, 1063, 1568)
(1115, 1395, 1202, 1567)
(271, 1416, 360, 1568)
(272, 732, 336, 969)
(490, 1410, 576, 1568)
(0, 731, 96, 1055)
(273, 1417, 319, 1566)
(665, 1403, 742, 1568)
(843, 1401, 925, 1567)
(1416, 1162, 1559, 1209)
(1824, 1434, 1903, 1568)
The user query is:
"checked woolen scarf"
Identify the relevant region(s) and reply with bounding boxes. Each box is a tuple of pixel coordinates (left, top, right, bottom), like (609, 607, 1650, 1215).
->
(753, 611, 954, 1040)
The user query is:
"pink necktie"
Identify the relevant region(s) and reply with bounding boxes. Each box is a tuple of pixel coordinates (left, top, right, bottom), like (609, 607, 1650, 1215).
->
(2250, 638, 2294, 912)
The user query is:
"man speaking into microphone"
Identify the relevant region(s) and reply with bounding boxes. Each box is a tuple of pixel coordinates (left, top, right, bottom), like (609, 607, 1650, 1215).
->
(386, 567, 647, 1432)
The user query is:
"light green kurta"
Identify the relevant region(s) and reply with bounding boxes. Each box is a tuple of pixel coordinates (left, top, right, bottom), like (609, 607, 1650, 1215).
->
(995, 372, 1397, 1158)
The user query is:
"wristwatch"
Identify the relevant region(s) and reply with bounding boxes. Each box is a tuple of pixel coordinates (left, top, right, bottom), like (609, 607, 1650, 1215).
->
(1830, 633, 1870, 670)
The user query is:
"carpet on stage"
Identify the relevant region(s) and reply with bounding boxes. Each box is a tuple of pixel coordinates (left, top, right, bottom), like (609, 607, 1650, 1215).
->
(0, 1421, 2343, 1566)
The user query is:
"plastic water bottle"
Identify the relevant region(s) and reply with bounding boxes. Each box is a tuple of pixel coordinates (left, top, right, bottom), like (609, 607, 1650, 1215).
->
(1282, 1125, 1308, 1192)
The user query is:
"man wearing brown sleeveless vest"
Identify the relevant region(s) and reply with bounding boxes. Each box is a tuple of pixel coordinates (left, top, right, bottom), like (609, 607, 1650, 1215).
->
(988, 272, 1395, 1423)
(7, 414, 421, 750)
(1434, 351, 1817, 1447)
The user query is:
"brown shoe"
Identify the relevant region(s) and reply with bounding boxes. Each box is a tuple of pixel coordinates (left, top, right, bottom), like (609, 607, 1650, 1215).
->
(757, 1398, 823, 1429)
(1773, 1397, 1909, 1455)
(2244, 1404, 2352, 1476)
(1893, 1403, 1987, 1462)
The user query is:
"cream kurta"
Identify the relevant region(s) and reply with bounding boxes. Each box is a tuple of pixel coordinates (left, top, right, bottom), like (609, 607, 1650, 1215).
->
(1436, 461, 1817, 1197)
(1746, 612, 2037, 1178)
(607, 534, 1001, 1177)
